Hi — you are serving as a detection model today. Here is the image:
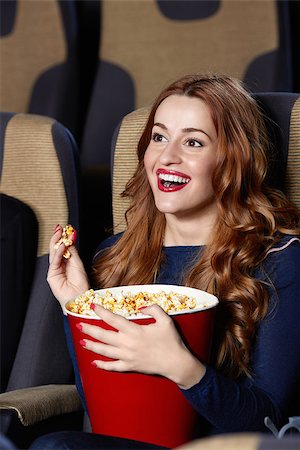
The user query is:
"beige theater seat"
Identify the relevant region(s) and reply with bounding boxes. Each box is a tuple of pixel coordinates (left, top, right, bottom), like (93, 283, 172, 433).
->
(0, 112, 82, 446)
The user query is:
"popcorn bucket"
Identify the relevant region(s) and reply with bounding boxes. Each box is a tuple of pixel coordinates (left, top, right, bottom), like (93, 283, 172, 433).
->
(65, 285, 218, 448)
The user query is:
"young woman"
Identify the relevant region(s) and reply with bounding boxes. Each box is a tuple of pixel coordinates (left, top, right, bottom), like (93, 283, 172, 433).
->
(32, 74, 300, 449)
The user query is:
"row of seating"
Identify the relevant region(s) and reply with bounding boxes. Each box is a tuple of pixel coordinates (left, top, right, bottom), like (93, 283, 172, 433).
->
(2, 0, 299, 266)
(1, 0, 299, 168)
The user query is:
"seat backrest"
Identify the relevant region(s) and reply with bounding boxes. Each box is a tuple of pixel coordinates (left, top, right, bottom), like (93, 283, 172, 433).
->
(80, 0, 294, 168)
(111, 94, 300, 234)
(0, 0, 80, 139)
(0, 193, 38, 393)
(254, 93, 300, 200)
(0, 112, 79, 392)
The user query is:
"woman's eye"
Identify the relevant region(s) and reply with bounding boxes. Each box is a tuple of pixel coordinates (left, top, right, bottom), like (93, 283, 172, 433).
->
(186, 138, 203, 148)
(152, 133, 167, 143)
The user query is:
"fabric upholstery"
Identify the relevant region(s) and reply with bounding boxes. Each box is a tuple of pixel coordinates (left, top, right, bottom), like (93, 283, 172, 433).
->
(0, 114, 68, 256)
(0, 194, 38, 393)
(100, 1, 285, 106)
(0, 385, 82, 426)
(81, 0, 293, 168)
(178, 433, 261, 450)
(177, 432, 300, 450)
(0, 112, 80, 434)
(254, 94, 300, 208)
(286, 98, 300, 209)
(0, 0, 80, 138)
(112, 107, 149, 233)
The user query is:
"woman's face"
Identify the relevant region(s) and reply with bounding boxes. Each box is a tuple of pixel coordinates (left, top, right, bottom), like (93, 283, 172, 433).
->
(144, 94, 218, 221)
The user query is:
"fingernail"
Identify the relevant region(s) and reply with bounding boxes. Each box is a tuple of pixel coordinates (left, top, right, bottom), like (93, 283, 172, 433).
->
(80, 339, 87, 347)
(138, 306, 148, 311)
(76, 323, 83, 331)
(91, 361, 98, 367)
(90, 303, 95, 310)
(71, 230, 77, 243)
(54, 224, 60, 233)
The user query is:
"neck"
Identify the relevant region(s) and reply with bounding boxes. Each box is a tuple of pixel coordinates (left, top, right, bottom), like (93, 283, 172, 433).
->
(163, 208, 217, 246)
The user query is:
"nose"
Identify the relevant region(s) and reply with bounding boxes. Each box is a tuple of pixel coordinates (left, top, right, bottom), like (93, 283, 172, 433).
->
(159, 141, 182, 165)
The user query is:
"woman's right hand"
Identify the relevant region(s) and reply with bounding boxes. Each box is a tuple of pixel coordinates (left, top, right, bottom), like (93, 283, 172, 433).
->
(47, 225, 90, 309)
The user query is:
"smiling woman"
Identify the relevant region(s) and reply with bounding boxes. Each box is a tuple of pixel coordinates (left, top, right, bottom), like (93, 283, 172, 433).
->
(144, 94, 218, 242)
(32, 74, 300, 450)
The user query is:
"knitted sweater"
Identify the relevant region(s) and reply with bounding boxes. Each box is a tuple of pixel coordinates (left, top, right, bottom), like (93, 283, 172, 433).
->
(64, 234, 300, 436)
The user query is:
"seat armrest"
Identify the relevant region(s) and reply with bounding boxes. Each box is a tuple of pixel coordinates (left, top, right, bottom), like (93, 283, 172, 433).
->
(0, 384, 83, 426)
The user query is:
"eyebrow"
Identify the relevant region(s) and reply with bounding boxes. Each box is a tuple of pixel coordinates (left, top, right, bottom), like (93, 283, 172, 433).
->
(153, 122, 212, 141)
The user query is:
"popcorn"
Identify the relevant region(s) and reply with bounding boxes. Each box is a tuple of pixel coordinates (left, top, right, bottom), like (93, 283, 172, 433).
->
(54, 224, 76, 259)
(67, 289, 197, 317)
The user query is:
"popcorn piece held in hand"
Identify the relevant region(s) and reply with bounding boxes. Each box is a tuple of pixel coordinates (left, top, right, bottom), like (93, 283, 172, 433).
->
(54, 224, 77, 259)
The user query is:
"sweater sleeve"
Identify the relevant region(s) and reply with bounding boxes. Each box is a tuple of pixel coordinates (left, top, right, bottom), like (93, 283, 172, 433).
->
(181, 238, 300, 433)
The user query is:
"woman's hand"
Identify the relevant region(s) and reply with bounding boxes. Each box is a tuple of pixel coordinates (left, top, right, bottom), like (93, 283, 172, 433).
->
(47, 225, 90, 309)
(78, 304, 206, 389)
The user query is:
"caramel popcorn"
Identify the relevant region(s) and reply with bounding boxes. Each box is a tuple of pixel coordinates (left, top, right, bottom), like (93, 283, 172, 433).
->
(54, 224, 76, 259)
(67, 289, 197, 317)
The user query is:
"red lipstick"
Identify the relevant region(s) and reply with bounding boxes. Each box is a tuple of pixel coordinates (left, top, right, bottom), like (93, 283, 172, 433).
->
(156, 169, 191, 192)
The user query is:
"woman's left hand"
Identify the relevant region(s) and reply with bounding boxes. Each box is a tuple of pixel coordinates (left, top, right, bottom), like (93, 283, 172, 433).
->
(78, 304, 205, 389)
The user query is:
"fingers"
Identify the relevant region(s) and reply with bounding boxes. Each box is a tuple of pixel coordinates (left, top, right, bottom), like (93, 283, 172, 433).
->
(92, 359, 128, 372)
(91, 304, 169, 329)
(92, 304, 134, 332)
(67, 243, 80, 259)
(77, 305, 180, 377)
(79, 323, 129, 364)
(81, 339, 121, 360)
(78, 322, 120, 346)
(49, 225, 63, 263)
(139, 304, 171, 323)
(49, 239, 66, 270)
(49, 224, 79, 264)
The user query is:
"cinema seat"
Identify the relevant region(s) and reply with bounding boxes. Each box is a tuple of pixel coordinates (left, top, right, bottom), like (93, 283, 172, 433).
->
(0, 112, 82, 447)
(80, 0, 294, 169)
(78, 0, 295, 261)
(0, 0, 80, 139)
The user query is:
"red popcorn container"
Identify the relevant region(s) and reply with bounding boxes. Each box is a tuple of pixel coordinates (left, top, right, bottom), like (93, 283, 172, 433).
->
(65, 285, 218, 448)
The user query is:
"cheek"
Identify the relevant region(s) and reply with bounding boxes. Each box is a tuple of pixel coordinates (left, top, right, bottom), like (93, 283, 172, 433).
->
(205, 163, 216, 182)
(191, 159, 216, 193)
(195, 158, 216, 179)
(144, 148, 155, 180)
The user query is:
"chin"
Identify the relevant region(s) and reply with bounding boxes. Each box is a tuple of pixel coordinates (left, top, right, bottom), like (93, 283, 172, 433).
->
(155, 202, 181, 215)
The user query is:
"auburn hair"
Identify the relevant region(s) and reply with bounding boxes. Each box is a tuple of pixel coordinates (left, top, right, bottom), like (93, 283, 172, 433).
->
(93, 74, 300, 378)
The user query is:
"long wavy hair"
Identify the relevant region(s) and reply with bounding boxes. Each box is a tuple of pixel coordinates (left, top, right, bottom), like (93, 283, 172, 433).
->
(93, 74, 300, 378)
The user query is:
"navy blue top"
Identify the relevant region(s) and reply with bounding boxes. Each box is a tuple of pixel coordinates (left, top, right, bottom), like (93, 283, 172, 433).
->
(64, 234, 300, 436)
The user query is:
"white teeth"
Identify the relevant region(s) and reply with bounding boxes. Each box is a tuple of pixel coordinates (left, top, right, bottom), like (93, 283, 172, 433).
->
(158, 173, 190, 183)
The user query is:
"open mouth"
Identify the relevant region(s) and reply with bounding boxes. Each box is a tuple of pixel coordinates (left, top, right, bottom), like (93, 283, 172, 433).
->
(157, 170, 191, 192)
